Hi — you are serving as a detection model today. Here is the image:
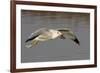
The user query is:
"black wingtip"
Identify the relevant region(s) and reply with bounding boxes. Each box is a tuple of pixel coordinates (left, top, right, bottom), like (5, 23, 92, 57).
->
(25, 34, 40, 43)
(74, 38, 80, 45)
(25, 39, 30, 43)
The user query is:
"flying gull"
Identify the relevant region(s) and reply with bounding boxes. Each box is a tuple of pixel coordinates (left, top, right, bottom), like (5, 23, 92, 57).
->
(25, 28, 80, 48)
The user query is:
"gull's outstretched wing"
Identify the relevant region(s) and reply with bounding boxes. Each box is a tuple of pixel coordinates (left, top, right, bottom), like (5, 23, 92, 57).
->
(25, 32, 41, 48)
(25, 34, 40, 43)
(57, 28, 80, 45)
(25, 28, 48, 42)
(25, 28, 49, 48)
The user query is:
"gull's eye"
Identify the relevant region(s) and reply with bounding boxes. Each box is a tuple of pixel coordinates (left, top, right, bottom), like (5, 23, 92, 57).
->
(57, 32, 60, 34)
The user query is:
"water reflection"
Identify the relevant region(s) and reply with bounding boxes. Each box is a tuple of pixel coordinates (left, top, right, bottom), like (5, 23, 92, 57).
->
(21, 10, 90, 63)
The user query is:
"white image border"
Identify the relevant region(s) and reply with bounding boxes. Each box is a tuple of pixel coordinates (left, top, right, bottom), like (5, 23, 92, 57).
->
(16, 5, 94, 69)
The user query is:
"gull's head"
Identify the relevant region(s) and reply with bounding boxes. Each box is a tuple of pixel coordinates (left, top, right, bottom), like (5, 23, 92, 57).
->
(49, 29, 62, 39)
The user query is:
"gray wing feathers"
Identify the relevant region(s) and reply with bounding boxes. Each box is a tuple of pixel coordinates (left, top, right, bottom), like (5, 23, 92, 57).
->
(25, 34, 40, 42)
(58, 28, 80, 45)
(26, 28, 48, 42)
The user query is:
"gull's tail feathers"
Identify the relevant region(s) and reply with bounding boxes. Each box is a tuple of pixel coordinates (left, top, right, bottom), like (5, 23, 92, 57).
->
(32, 40, 40, 46)
(25, 40, 40, 48)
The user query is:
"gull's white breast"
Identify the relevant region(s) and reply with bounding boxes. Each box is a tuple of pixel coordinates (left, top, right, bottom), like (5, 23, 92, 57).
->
(35, 29, 62, 41)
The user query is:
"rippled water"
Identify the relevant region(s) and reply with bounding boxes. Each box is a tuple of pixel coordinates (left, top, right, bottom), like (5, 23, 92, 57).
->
(21, 10, 90, 63)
